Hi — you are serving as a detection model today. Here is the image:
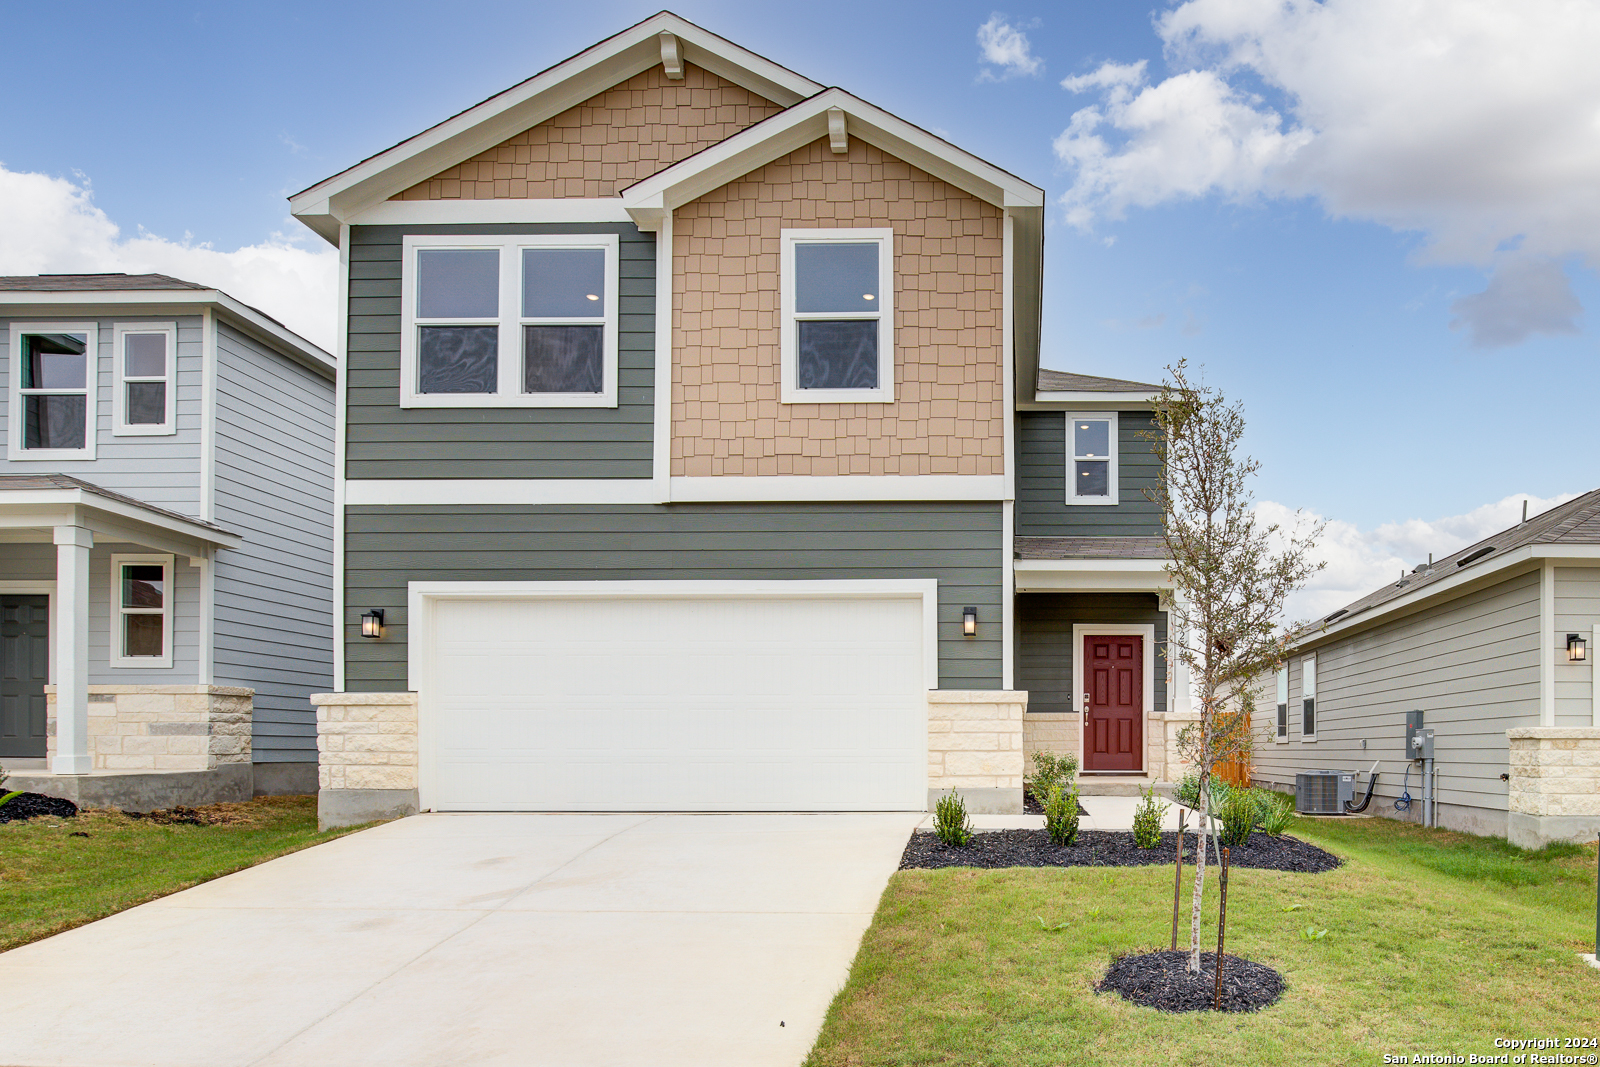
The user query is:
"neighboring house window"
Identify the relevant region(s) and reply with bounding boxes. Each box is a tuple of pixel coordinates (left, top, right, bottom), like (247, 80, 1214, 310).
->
(780, 228, 894, 403)
(113, 323, 176, 435)
(110, 554, 173, 669)
(1276, 665, 1289, 743)
(1066, 413, 1118, 505)
(1301, 654, 1317, 741)
(399, 234, 619, 409)
(7, 322, 98, 460)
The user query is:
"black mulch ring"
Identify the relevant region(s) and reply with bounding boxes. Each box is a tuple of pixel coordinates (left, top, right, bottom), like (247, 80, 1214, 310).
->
(1098, 950, 1285, 1013)
(0, 792, 79, 824)
(900, 829, 1341, 872)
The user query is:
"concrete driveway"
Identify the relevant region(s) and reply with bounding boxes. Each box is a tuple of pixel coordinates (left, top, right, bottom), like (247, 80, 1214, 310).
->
(0, 812, 921, 1067)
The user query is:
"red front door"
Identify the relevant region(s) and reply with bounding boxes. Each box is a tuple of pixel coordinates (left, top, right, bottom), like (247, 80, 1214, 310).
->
(1083, 635, 1143, 772)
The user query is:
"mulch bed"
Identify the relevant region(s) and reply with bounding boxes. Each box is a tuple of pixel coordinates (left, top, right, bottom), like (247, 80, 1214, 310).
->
(900, 829, 1341, 872)
(1098, 950, 1285, 1013)
(0, 792, 79, 824)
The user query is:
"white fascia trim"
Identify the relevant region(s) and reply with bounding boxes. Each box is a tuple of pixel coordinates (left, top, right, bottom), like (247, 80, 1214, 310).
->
(1072, 623, 1157, 774)
(345, 479, 662, 507)
(348, 199, 634, 227)
(407, 577, 941, 692)
(0, 490, 241, 549)
(291, 13, 821, 242)
(1013, 558, 1172, 595)
(1025, 390, 1158, 410)
(620, 88, 1044, 227)
(670, 475, 1006, 502)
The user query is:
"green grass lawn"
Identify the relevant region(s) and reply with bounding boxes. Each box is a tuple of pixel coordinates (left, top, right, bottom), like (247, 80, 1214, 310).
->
(806, 817, 1600, 1067)
(0, 795, 364, 953)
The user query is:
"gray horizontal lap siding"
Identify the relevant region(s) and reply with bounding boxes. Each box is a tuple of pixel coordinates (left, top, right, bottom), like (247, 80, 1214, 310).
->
(347, 224, 655, 480)
(1015, 411, 1161, 537)
(344, 503, 1002, 691)
(1251, 569, 1542, 830)
(1015, 593, 1167, 715)
(212, 322, 335, 762)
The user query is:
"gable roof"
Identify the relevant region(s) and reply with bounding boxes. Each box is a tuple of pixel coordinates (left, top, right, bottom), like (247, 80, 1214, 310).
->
(1299, 488, 1600, 641)
(0, 274, 334, 378)
(289, 12, 822, 243)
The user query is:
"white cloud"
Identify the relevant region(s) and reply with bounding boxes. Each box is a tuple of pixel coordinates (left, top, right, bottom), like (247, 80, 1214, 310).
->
(1053, 0, 1600, 335)
(0, 164, 336, 350)
(1260, 491, 1579, 624)
(977, 14, 1043, 81)
(1448, 255, 1582, 347)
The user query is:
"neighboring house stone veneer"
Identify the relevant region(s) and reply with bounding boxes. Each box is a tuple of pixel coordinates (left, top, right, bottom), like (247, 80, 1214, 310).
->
(671, 138, 1006, 477)
(44, 685, 252, 772)
(1507, 727, 1600, 848)
(392, 63, 781, 201)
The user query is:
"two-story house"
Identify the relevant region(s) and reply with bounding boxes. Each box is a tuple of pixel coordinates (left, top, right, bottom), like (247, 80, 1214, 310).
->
(0, 274, 335, 807)
(291, 13, 1185, 827)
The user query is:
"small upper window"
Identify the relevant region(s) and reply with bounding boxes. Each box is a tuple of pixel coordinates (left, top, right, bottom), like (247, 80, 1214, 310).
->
(1301, 654, 1317, 741)
(1275, 665, 1289, 742)
(114, 323, 176, 435)
(1066, 413, 1117, 505)
(8, 323, 97, 460)
(781, 229, 894, 403)
(111, 554, 173, 668)
(400, 234, 618, 408)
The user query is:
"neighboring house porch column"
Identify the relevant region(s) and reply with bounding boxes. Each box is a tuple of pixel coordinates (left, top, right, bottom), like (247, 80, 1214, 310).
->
(52, 525, 93, 774)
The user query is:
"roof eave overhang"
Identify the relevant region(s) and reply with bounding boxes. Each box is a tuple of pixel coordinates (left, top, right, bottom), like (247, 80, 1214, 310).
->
(0, 490, 243, 555)
(1020, 389, 1160, 411)
(289, 13, 823, 244)
(0, 290, 334, 377)
(1013, 558, 1173, 594)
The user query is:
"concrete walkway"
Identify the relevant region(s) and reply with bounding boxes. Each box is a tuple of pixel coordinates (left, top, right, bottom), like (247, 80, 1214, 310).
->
(0, 812, 922, 1067)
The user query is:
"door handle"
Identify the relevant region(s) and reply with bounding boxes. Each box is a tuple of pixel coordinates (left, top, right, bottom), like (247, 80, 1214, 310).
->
(1083, 693, 1091, 726)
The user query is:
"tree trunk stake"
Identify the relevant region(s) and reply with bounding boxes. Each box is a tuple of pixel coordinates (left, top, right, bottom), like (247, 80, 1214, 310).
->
(1214, 845, 1231, 1012)
(1171, 809, 1186, 952)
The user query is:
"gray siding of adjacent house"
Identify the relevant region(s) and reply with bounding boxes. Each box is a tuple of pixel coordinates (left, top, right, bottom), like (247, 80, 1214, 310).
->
(212, 322, 335, 763)
(1015, 593, 1167, 715)
(1015, 410, 1161, 537)
(0, 315, 204, 510)
(344, 502, 1002, 691)
(1251, 569, 1542, 836)
(1554, 567, 1600, 727)
(1, 541, 202, 685)
(347, 224, 655, 481)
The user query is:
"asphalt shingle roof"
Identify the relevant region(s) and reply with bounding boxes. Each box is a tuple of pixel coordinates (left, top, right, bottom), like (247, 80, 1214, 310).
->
(0, 474, 231, 535)
(1014, 536, 1168, 560)
(1037, 368, 1162, 393)
(0, 273, 209, 292)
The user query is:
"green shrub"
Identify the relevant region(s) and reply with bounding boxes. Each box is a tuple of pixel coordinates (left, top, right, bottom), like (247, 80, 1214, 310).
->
(1041, 782, 1080, 846)
(933, 788, 973, 847)
(1257, 791, 1295, 835)
(1218, 789, 1256, 847)
(1173, 772, 1237, 813)
(1027, 751, 1079, 800)
(1132, 785, 1169, 848)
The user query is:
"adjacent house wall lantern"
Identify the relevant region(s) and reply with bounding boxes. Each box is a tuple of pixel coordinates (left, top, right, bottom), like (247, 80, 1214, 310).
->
(962, 606, 978, 637)
(361, 609, 385, 639)
(1568, 633, 1587, 662)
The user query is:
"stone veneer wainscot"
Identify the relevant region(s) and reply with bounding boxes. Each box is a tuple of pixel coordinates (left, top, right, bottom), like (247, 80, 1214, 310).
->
(1506, 727, 1600, 848)
(927, 691, 1027, 813)
(312, 692, 420, 830)
(45, 684, 252, 772)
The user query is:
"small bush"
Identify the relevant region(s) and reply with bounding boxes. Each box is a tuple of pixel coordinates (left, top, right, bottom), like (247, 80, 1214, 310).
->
(1218, 789, 1256, 847)
(1027, 751, 1079, 800)
(1257, 791, 1295, 835)
(933, 788, 973, 847)
(1173, 772, 1237, 813)
(1132, 785, 1169, 848)
(1041, 782, 1080, 846)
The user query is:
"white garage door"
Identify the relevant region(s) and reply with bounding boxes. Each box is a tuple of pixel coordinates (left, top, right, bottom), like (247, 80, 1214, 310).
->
(421, 591, 928, 811)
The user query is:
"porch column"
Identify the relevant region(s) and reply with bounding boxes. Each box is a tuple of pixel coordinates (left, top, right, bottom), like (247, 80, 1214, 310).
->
(52, 525, 93, 775)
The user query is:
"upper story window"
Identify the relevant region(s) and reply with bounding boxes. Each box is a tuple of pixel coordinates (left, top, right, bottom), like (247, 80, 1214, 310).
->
(111, 553, 173, 668)
(113, 323, 176, 436)
(780, 229, 894, 404)
(1066, 412, 1117, 505)
(1275, 665, 1289, 742)
(399, 234, 618, 409)
(8, 322, 98, 461)
(1300, 654, 1317, 741)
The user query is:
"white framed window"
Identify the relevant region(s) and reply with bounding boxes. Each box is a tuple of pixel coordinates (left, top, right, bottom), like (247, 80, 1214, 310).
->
(7, 322, 98, 461)
(1275, 665, 1289, 743)
(113, 322, 176, 435)
(780, 228, 894, 404)
(399, 233, 619, 409)
(1300, 653, 1317, 741)
(110, 554, 173, 669)
(1066, 412, 1118, 505)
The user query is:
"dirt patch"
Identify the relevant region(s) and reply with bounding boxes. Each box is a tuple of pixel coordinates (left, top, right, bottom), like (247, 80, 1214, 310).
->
(118, 801, 284, 828)
(900, 829, 1342, 872)
(1097, 949, 1285, 1013)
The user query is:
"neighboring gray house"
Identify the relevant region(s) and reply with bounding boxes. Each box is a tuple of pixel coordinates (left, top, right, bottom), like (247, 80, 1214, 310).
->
(0, 274, 335, 806)
(1252, 490, 1600, 847)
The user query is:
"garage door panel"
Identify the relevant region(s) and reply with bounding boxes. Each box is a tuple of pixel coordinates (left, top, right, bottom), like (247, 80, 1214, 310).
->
(424, 594, 927, 811)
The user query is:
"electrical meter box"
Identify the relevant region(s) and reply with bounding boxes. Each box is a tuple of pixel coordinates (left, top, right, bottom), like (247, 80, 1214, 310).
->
(1408, 726, 1434, 760)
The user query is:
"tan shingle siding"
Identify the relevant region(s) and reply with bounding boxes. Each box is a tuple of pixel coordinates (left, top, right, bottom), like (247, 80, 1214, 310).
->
(391, 64, 782, 201)
(672, 138, 1006, 477)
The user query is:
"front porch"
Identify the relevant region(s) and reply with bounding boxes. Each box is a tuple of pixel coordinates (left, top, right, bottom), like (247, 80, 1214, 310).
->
(0, 475, 247, 809)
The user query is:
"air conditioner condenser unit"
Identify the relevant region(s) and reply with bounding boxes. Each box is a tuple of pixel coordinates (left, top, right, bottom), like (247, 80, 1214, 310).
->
(1295, 770, 1355, 814)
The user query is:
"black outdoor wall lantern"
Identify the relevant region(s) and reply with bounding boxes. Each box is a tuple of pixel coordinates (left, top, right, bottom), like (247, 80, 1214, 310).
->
(361, 609, 386, 639)
(962, 606, 978, 637)
(1568, 633, 1587, 662)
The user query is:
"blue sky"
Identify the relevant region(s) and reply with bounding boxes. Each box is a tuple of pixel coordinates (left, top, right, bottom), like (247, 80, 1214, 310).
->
(3, 0, 1596, 616)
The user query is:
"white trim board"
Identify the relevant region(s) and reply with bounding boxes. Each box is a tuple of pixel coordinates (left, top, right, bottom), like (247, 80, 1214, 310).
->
(343, 475, 1008, 506)
(1071, 623, 1156, 774)
(349, 199, 634, 227)
(670, 475, 1006, 502)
